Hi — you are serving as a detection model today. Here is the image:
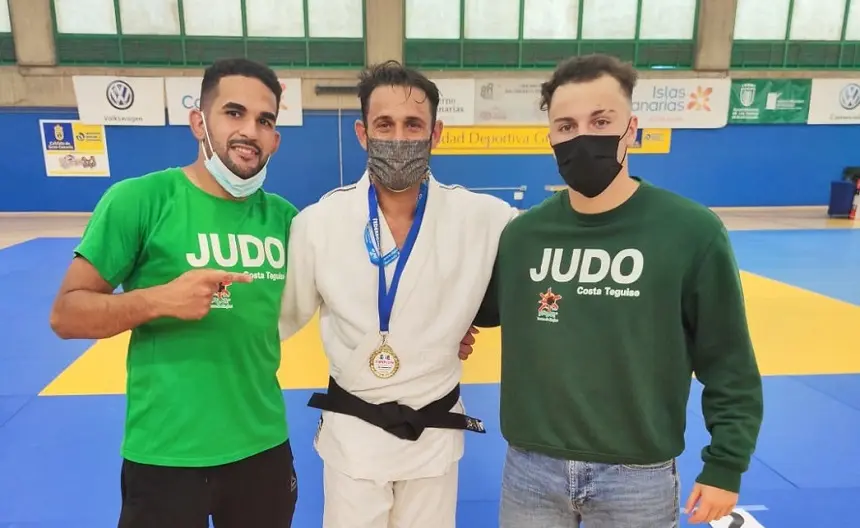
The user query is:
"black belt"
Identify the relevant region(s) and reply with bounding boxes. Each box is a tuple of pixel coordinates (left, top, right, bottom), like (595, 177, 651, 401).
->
(307, 377, 486, 441)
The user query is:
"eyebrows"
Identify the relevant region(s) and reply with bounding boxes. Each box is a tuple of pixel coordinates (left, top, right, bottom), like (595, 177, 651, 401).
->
(371, 113, 428, 126)
(553, 108, 616, 124)
(221, 101, 277, 123)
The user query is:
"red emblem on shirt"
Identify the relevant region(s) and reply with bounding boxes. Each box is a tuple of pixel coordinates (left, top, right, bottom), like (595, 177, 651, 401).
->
(538, 287, 562, 313)
(215, 281, 232, 299)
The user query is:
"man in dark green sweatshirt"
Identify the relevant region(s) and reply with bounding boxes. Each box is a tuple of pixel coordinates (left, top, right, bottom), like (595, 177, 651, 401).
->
(475, 54, 764, 527)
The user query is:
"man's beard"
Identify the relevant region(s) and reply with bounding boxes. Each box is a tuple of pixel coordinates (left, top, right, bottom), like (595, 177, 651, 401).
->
(222, 154, 267, 179)
(214, 140, 267, 179)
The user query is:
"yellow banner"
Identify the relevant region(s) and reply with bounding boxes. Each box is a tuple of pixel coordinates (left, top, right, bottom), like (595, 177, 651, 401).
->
(634, 128, 672, 154)
(433, 127, 550, 155)
(433, 126, 671, 155)
(70, 122, 108, 153)
(39, 119, 111, 177)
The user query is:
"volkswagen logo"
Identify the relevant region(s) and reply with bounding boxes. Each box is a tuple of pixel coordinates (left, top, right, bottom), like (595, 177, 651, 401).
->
(838, 83, 860, 111)
(106, 80, 135, 111)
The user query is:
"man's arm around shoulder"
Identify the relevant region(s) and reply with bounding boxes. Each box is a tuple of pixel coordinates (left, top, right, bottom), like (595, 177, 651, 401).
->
(473, 196, 519, 328)
(279, 209, 322, 340)
(472, 252, 501, 328)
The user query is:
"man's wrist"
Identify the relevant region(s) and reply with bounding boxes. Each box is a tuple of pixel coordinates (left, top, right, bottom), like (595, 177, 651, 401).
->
(136, 284, 172, 320)
(697, 462, 742, 493)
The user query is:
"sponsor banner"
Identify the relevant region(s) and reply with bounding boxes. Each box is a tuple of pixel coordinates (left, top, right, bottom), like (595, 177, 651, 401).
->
(474, 79, 546, 125)
(632, 128, 671, 153)
(164, 77, 203, 125)
(469, 78, 728, 129)
(633, 79, 730, 129)
(72, 76, 165, 126)
(807, 78, 860, 125)
(433, 126, 670, 155)
(165, 77, 304, 126)
(276, 78, 303, 127)
(728, 79, 811, 124)
(434, 126, 549, 154)
(432, 79, 476, 126)
(39, 119, 110, 177)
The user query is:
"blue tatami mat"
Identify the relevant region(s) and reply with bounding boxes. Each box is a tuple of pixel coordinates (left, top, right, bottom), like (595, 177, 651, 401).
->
(729, 230, 860, 305)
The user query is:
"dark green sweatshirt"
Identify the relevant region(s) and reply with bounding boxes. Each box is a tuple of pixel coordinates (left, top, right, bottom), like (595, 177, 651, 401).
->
(476, 180, 763, 493)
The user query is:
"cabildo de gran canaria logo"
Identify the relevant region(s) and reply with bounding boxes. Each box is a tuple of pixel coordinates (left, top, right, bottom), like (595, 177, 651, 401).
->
(633, 84, 714, 113)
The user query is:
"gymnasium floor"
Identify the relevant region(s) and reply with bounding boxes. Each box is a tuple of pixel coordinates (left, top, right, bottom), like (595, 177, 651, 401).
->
(0, 208, 858, 528)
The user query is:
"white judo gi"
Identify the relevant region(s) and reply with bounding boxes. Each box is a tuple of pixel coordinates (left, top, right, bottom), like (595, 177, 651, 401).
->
(278, 171, 518, 528)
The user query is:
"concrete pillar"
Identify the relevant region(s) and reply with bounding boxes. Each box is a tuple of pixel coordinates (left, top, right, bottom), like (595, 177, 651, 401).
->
(694, 0, 738, 72)
(9, 0, 56, 67)
(365, 0, 403, 65)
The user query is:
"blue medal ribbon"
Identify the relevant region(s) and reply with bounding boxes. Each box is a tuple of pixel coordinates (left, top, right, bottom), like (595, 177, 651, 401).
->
(367, 180, 428, 334)
(364, 224, 399, 267)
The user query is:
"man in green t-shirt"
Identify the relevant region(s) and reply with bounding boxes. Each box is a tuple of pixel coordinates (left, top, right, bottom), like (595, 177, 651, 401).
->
(49, 58, 300, 527)
(475, 54, 764, 527)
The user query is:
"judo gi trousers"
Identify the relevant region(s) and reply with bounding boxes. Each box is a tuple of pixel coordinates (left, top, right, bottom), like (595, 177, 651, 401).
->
(322, 461, 459, 528)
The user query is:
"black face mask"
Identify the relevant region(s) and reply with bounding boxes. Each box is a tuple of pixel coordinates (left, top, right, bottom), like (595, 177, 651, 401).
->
(551, 130, 628, 198)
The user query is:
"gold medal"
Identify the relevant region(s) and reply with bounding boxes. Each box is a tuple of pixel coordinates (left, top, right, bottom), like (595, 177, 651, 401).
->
(369, 340, 400, 379)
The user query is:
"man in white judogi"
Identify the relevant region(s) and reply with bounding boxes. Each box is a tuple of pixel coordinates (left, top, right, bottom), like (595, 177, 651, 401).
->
(278, 61, 518, 527)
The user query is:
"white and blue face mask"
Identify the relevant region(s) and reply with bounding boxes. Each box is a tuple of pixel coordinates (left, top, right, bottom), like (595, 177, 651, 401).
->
(200, 112, 268, 198)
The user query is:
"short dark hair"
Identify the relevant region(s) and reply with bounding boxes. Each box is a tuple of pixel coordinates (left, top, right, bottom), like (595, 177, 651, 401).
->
(357, 60, 440, 123)
(539, 54, 638, 111)
(200, 58, 282, 111)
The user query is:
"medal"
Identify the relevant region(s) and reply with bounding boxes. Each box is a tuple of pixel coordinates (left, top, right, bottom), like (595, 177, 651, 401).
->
(369, 339, 400, 379)
(366, 180, 428, 379)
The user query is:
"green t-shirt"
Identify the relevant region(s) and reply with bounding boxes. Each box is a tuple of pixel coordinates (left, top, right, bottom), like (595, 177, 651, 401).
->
(481, 180, 763, 493)
(74, 167, 299, 467)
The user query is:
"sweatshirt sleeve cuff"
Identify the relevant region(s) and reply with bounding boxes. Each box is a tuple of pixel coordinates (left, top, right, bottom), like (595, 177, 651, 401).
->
(696, 463, 742, 493)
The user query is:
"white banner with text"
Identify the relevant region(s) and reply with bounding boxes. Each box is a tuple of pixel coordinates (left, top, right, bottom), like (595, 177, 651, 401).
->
(73, 76, 166, 127)
(165, 77, 303, 127)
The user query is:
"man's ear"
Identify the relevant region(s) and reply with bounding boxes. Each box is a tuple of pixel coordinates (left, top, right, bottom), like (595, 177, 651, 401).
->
(189, 108, 206, 142)
(624, 115, 639, 148)
(355, 119, 368, 151)
(430, 119, 444, 150)
(271, 130, 281, 156)
(547, 132, 557, 161)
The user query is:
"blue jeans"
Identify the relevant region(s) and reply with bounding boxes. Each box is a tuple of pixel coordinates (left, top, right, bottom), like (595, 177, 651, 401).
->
(499, 446, 680, 528)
